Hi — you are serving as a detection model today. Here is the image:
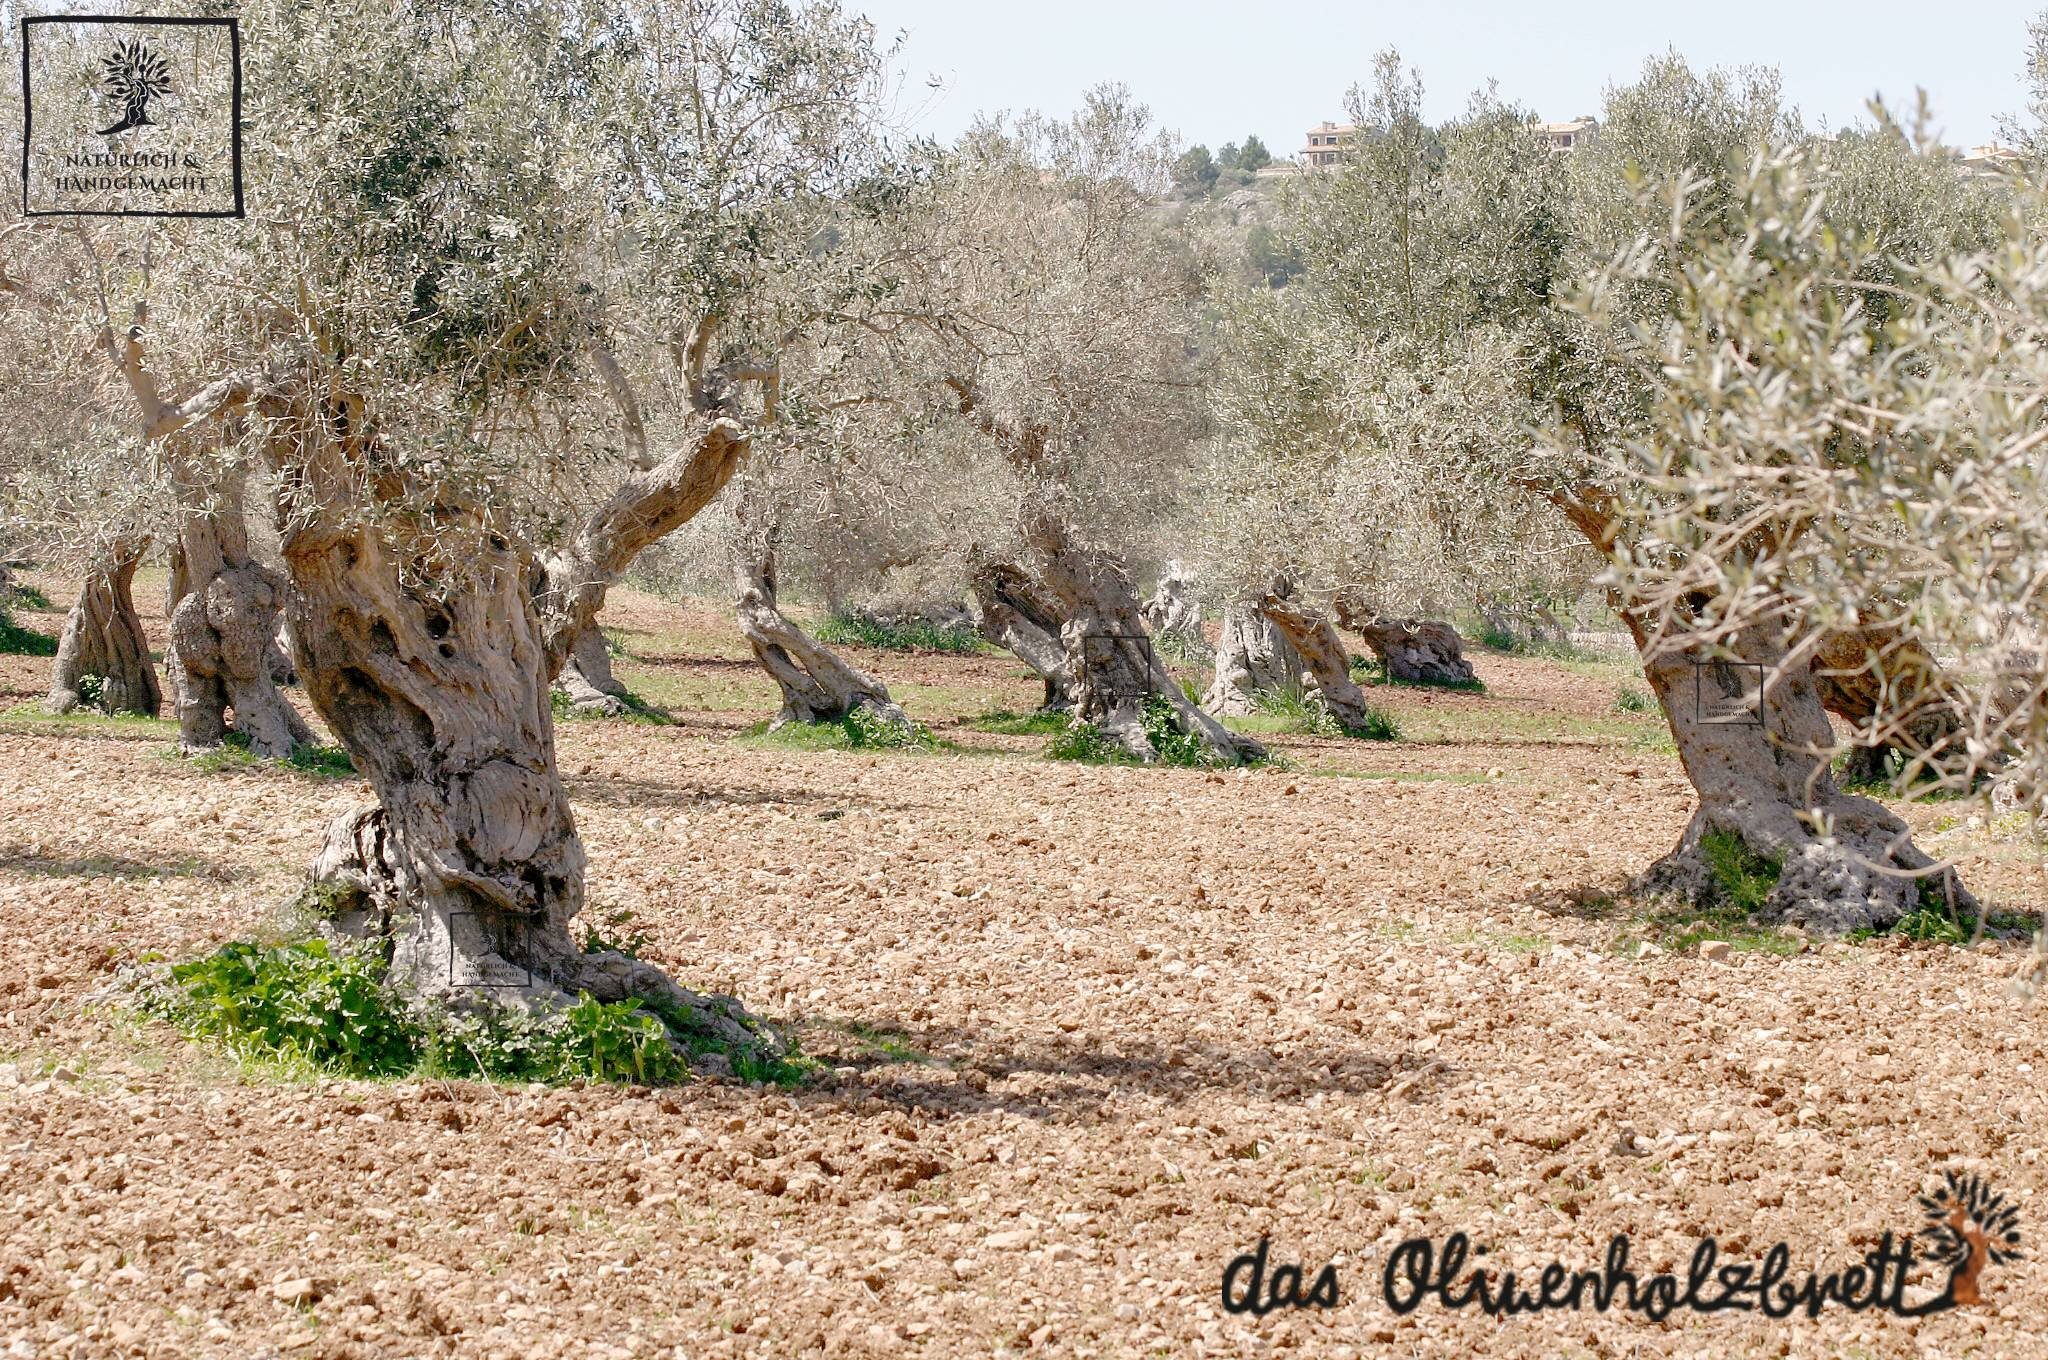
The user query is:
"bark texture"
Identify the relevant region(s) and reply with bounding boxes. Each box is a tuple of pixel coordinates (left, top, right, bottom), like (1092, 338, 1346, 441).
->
(1332, 591, 1478, 687)
(552, 618, 631, 717)
(1204, 601, 1304, 717)
(1547, 485, 1969, 932)
(1024, 509, 1262, 764)
(45, 542, 161, 717)
(1257, 583, 1377, 731)
(733, 520, 911, 732)
(285, 492, 746, 1044)
(165, 494, 314, 759)
(1142, 561, 1205, 654)
(970, 558, 1075, 711)
(535, 413, 749, 682)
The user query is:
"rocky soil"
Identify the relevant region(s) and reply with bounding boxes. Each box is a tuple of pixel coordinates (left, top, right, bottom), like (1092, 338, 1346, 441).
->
(1, 583, 2043, 1359)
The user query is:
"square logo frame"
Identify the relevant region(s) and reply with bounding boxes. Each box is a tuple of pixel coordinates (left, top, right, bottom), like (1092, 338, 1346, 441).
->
(20, 15, 245, 219)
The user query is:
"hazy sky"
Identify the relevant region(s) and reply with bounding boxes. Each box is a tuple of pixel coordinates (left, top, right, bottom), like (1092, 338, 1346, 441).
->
(856, 1, 2042, 155)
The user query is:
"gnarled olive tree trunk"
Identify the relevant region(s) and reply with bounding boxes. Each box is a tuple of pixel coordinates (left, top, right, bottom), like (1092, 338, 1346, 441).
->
(1205, 600, 1303, 716)
(1550, 489, 1968, 932)
(1025, 507, 1263, 764)
(288, 404, 759, 1033)
(970, 557, 1075, 711)
(46, 540, 161, 717)
(732, 513, 911, 731)
(165, 471, 313, 758)
(1142, 561, 1205, 655)
(1257, 581, 1377, 731)
(552, 618, 631, 717)
(1332, 590, 1478, 687)
(944, 377, 1258, 764)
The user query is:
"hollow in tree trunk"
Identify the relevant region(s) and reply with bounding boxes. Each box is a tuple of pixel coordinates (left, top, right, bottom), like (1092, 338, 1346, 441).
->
(1257, 581, 1377, 731)
(165, 486, 314, 759)
(970, 557, 1075, 711)
(1204, 600, 1304, 717)
(46, 541, 162, 717)
(1332, 591, 1478, 687)
(731, 517, 912, 732)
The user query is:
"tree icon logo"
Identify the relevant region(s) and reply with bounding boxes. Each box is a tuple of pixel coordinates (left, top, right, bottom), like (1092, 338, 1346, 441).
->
(97, 37, 171, 136)
(1919, 1169, 2023, 1306)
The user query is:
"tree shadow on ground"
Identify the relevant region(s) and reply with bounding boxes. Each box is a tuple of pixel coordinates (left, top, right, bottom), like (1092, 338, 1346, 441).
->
(1526, 878, 1807, 955)
(567, 772, 920, 818)
(768, 1015, 1451, 1121)
(0, 845, 236, 881)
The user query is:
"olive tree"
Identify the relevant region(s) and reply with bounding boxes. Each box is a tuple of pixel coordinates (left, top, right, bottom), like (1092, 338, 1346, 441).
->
(1249, 48, 2002, 928)
(1601, 138, 2046, 931)
(1201, 58, 1582, 699)
(865, 90, 1265, 763)
(24, 0, 902, 1023)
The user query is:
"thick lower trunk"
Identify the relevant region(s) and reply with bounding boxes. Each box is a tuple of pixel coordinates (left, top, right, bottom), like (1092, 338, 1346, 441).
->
(1332, 591, 1478, 686)
(284, 518, 582, 998)
(970, 558, 1076, 711)
(1543, 487, 1966, 932)
(733, 529, 911, 731)
(164, 473, 311, 758)
(46, 543, 161, 717)
(1204, 601, 1304, 716)
(1023, 509, 1262, 764)
(551, 618, 631, 717)
(285, 514, 742, 1043)
(1257, 583, 1377, 731)
(1636, 621, 1973, 932)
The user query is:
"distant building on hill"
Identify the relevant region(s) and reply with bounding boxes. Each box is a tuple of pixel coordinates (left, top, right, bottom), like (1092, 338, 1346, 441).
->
(1959, 143, 2024, 178)
(1300, 121, 1356, 168)
(1534, 116, 1597, 153)
(1298, 114, 1598, 169)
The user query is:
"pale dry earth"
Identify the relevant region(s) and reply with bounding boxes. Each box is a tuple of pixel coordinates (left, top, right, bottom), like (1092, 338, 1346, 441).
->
(0, 581, 2044, 1359)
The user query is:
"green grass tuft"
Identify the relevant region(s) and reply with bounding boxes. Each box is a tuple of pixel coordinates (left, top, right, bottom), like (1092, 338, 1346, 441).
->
(968, 708, 1072, 736)
(142, 934, 805, 1087)
(740, 705, 950, 754)
(1699, 828, 1782, 915)
(1045, 719, 1135, 765)
(1613, 685, 1655, 715)
(179, 732, 358, 778)
(0, 612, 58, 657)
(1047, 696, 1262, 768)
(1251, 687, 1400, 740)
(1847, 892, 2037, 946)
(148, 938, 419, 1076)
(814, 612, 984, 654)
